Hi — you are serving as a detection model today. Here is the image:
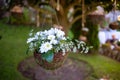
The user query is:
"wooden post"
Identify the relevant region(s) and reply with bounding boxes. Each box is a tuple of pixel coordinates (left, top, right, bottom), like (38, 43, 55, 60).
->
(82, 0, 85, 28)
(56, 0, 60, 11)
(36, 11, 40, 27)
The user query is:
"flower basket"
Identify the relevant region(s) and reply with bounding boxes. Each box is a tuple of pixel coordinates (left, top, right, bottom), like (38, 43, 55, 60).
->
(34, 50, 68, 70)
(26, 27, 91, 70)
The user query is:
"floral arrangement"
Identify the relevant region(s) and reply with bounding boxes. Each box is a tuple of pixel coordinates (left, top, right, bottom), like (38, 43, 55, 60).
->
(26, 27, 90, 62)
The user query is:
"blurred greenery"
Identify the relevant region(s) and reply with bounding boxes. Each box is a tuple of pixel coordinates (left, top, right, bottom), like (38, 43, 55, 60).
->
(86, 18, 100, 51)
(0, 23, 38, 80)
(69, 53, 120, 80)
(10, 7, 31, 25)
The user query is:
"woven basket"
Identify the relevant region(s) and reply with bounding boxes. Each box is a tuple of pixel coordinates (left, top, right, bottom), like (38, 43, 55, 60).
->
(34, 51, 68, 70)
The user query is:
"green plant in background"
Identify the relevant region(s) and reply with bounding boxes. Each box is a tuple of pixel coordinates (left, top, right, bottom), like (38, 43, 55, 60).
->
(71, 19, 82, 39)
(23, 7, 31, 24)
(86, 17, 100, 51)
(10, 7, 31, 25)
(10, 13, 23, 24)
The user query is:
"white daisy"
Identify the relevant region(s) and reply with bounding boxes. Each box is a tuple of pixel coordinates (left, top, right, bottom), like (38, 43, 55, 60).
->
(40, 42, 52, 53)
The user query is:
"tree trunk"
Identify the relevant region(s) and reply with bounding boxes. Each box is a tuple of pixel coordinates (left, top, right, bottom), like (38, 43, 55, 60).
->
(56, 11, 69, 35)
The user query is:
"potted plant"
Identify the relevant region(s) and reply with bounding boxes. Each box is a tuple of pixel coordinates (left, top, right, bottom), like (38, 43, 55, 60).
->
(26, 26, 91, 70)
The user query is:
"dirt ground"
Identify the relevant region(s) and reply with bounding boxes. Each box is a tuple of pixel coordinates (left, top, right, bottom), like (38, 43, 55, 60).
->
(18, 56, 93, 80)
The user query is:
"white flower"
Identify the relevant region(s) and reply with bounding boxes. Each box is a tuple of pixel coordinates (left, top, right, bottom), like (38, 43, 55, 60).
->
(48, 28, 55, 35)
(56, 29, 65, 38)
(61, 37, 66, 40)
(29, 43, 34, 51)
(43, 30, 50, 35)
(40, 42, 53, 53)
(27, 38, 36, 43)
(39, 30, 48, 37)
(48, 35, 55, 40)
(50, 39, 58, 45)
(36, 31, 41, 36)
(29, 33, 33, 36)
(34, 34, 39, 40)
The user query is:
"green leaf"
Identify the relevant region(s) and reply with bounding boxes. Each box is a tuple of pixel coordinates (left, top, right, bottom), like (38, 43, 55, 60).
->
(41, 50, 54, 63)
(26, 47, 29, 54)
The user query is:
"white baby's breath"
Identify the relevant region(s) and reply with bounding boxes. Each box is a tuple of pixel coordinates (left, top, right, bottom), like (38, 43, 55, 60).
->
(27, 37, 36, 43)
(50, 39, 58, 45)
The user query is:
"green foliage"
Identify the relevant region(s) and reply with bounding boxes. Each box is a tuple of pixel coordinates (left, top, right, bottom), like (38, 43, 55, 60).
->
(68, 30, 74, 39)
(23, 7, 31, 23)
(10, 13, 24, 24)
(86, 17, 100, 51)
(71, 19, 82, 39)
(10, 7, 31, 25)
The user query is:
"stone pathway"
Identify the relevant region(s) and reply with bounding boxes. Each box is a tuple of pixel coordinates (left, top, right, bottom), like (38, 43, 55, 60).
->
(18, 56, 93, 80)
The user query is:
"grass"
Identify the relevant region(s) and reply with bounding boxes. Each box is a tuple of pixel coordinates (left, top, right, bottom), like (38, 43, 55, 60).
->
(0, 23, 120, 80)
(0, 23, 37, 80)
(69, 53, 120, 80)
